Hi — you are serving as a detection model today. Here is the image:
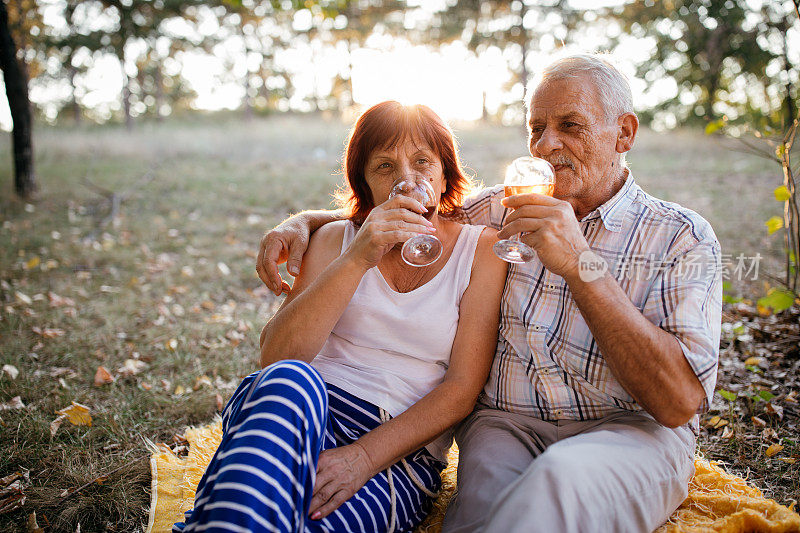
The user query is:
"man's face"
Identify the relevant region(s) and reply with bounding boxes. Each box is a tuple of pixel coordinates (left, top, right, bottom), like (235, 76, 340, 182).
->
(527, 74, 623, 209)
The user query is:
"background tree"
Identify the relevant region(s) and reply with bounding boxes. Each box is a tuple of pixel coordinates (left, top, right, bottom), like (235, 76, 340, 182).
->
(606, 0, 795, 128)
(0, 0, 37, 198)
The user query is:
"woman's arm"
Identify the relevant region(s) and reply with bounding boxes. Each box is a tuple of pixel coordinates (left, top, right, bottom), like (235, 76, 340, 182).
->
(260, 197, 437, 367)
(309, 227, 507, 519)
(259, 220, 357, 366)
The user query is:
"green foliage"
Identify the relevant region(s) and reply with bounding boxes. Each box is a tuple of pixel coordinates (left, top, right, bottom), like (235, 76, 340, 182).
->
(718, 389, 738, 402)
(605, 0, 797, 128)
(757, 390, 776, 402)
(757, 287, 796, 313)
(722, 280, 743, 304)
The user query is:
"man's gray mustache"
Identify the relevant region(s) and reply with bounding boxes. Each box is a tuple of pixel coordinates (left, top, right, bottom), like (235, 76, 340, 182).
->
(544, 156, 575, 171)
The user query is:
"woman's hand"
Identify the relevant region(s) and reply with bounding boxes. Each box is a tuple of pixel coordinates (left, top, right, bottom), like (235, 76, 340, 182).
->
(344, 195, 435, 271)
(308, 443, 374, 521)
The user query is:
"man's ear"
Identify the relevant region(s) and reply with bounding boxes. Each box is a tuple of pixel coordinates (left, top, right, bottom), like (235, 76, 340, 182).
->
(616, 112, 639, 154)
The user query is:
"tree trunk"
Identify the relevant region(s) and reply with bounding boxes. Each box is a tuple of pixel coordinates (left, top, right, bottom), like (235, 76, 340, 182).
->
(243, 72, 253, 121)
(0, 1, 36, 198)
(69, 64, 81, 125)
(119, 52, 133, 130)
(155, 64, 164, 122)
(782, 39, 796, 129)
(519, 1, 529, 131)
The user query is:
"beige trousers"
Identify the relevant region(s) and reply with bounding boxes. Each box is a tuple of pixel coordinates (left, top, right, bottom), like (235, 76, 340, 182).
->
(442, 407, 695, 533)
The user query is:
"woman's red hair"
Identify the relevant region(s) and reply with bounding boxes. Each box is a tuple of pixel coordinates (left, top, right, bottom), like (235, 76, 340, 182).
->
(338, 101, 471, 223)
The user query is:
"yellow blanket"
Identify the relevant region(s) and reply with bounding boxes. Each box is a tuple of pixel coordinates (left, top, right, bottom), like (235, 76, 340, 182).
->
(146, 421, 800, 533)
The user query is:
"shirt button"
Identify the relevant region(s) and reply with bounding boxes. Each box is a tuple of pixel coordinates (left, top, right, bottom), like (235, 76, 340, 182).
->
(541, 368, 549, 375)
(555, 409, 563, 417)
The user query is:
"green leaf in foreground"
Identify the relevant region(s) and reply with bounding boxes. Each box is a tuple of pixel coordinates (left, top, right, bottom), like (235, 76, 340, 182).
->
(765, 216, 784, 235)
(758, 390, 776, 401)
(757, 288, 796, 313)
(718, 389, 738, 402)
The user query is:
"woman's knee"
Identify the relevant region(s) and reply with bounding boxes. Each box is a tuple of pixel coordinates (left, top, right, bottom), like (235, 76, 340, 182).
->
(262, 360, 324, 390)
(255, 360, 327, 413)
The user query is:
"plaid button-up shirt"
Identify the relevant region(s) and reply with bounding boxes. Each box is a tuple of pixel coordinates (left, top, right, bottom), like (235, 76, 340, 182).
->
(460, 172, 722, 424)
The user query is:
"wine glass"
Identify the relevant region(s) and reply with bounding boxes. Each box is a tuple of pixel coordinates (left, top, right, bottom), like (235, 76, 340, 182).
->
(388, 175, 443, 267)
(493, 156, 556, 263)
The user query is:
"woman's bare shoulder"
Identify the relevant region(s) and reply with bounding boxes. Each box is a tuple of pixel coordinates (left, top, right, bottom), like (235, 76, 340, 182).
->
(471, 226, 506, 280)
(305, 220, 348, 263)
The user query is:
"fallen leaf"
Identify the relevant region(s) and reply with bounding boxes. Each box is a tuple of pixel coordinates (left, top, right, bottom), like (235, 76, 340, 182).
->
(777, 457, 797, 464)
(165, 339, 178, 352)
(2, 365, 19, 380)
(48, 367, 76, 378)
(217, 262, 231, 276)
(49, 415, 65, 437)
(48, 292, 75, 308)
(215, 394, 224, 412)
(720, 426, 734, 439)
(93, 366, 114, 386)
(0, 470, 28, 515)
(785, 391, 798, 403)
(765, 402, 784, 420)
(32, 326, 65, 338)
(766, 443, 784, 457)
(752, 416, 767, 428)
(762, 428, 779, 441)
(26, 511, 43, 533)
(193, 375, 212, 391)
(139, 381, 152, 391)
(174, 385, 186, 396)
(56, 402, 92, 427)
(743, 356, 763, 366)
(706, 415, 728, 429)
(117, 359, 148, 377)
(0, 396, 25, 411)
(15, 291, 32, 305)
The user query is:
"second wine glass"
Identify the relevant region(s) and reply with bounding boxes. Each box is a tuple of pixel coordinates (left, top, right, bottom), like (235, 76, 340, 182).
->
(493, 157, 556, 263)
(388, 175, 443, 267)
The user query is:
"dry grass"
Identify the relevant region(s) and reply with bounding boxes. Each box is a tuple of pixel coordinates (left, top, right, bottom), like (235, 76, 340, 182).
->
(0, 114, 795, 531)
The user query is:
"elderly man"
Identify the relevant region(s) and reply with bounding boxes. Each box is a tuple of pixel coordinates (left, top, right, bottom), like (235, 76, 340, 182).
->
(257, 54, 722, 532)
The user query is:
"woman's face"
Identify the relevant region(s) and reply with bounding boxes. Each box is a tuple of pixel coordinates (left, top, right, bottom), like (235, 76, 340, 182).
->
(363, 136, 446, 207)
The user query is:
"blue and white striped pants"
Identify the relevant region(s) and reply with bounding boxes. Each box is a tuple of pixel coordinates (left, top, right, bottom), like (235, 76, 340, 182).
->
(174, 360, 444, 533)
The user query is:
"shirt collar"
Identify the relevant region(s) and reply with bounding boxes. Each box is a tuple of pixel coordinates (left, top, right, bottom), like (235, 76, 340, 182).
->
(579, 171, 637, 233)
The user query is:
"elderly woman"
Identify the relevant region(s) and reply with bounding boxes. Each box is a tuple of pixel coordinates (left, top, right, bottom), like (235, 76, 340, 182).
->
(175, 101, 506, 533)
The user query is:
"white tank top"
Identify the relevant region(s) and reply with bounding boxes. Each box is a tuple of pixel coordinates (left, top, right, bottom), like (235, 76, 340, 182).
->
(312, 221, 485, 460)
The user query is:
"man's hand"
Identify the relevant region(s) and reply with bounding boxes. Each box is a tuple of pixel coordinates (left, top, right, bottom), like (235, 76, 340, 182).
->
(497, 193, 590, 279)
(308, 443, 374, 521)
(256, 215, 311, 296)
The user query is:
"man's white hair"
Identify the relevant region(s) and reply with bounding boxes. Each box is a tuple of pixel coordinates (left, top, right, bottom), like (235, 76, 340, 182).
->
(527, 53, 634, 122)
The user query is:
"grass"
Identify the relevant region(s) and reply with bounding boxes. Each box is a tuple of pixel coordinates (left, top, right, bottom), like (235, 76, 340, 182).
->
(0, 114, 797, 531)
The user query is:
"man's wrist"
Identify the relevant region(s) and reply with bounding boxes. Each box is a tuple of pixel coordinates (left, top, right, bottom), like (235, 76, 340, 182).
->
(563, 247, 609, 286)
